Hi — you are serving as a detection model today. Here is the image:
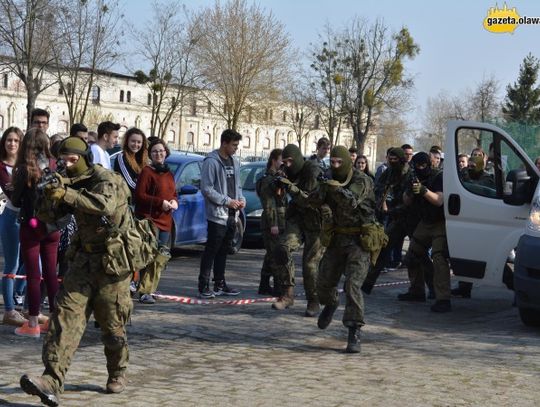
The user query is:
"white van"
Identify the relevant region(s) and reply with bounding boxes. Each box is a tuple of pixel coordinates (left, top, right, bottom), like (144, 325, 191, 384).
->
(443, 120, 540, 326)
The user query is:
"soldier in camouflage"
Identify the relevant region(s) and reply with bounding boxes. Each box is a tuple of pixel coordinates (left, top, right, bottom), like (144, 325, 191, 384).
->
(272, 144, 327, 317)
(20, 137, 134, 406)
(311, 146, 376, 353)
(256, 148, 287, 295)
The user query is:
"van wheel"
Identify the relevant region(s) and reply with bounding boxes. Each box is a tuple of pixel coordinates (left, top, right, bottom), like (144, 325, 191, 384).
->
(228, 217, 244, 255)
(519, 307, 540, 327)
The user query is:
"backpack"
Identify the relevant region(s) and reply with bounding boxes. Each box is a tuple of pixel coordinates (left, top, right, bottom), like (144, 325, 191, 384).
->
(122, 213, 159, 271)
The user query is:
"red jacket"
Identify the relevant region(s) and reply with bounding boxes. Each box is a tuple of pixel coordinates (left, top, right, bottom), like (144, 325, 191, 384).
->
(135, 165, 177, 232)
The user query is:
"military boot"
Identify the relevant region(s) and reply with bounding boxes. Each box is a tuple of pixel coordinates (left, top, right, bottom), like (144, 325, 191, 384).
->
(272, 286, 294, 310)
(345, 327, 361, 354)
(305, 300, 320, 317)
(106, 375, 127, 394)
(257, 275, 273, 296)
(317, 303, 338, 329)
(20, 374, 60, 407)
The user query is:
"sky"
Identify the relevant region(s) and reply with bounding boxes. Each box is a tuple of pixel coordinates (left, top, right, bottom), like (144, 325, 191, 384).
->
(120, 0, 540, 132)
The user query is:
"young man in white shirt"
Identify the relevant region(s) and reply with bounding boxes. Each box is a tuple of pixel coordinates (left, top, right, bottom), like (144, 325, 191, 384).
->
(91, 121, 120, 169)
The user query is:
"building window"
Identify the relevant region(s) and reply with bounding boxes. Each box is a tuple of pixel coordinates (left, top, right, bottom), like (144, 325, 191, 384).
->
(269, 109, 273, 120)
(264, 137, 271, 150)
(120, 90, 124, 102)
(91, 86, 100, 103)
(147, 93, 152, 106)
(0, 115, 4, 129)
(171, 97, 176, 106)
(314, 115, 320, 129)
(243, 135, 251, 148)
(2, 73, 7, 88)
(282, 111, 287, 122)
(127, 91, 131, 103)
(191, 99, 197, 116)
(58, 85, 63, 95)
(207, 101, 212, 113)
(186, 131, 194, 145)
(153, 94, 158, 106)
(203, 133, 211, 146)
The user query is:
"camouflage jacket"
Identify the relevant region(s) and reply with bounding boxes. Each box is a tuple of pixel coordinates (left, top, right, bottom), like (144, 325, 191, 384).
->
(256, 168, 288, 231)
(286, 160, 324, 231)
(375, 163, 411, 219)
(38, 166, 132, 248)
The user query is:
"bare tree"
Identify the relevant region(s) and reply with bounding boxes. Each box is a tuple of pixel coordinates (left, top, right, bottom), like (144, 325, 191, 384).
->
(470, 75, 500, 123)
(50, 0, 123, 127)
(0, 0, 56, 125)
(309, 25, 346, 145)
(190, 0, 292, 131)
(422, 91, 459, 147)
(133, 1, 199, 139)
(339, 19, 419, 154)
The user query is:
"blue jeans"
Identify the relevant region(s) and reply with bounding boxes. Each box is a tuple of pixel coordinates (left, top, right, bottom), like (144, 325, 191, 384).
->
(1, 207, 26, 312)
(158, 230, 171, 247)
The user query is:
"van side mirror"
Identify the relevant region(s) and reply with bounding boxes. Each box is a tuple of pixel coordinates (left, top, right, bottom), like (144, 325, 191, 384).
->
(179, 184, 198, 195)
(503, 169, 532, 206)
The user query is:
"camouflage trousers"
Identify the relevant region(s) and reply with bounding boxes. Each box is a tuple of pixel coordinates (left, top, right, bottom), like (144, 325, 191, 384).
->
(405, 220, 451, 300)
(260, 229, 282, 285)
(318, 241, 371, 327)
(41, 251, 132, 392)
(277, 217, 325, 302)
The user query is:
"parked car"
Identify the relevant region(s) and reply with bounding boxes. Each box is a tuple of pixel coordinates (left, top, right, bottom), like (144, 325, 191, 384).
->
(112, 150, 245, 252)
(240, 160, 267, 246)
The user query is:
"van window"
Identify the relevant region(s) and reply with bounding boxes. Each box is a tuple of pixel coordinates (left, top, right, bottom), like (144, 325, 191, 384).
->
(456, 127, 532, 199)
(456, 128, 497, 198)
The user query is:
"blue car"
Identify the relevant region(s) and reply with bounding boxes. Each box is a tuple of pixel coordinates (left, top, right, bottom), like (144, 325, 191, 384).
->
(166, 152, 245, 252)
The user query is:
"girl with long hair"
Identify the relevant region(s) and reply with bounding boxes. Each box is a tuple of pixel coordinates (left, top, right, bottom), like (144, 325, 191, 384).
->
(114, 127, 148, 202)
(11, 128, 60, 337)
(0, 127, 27, 326)
(354, 155, 374, 179)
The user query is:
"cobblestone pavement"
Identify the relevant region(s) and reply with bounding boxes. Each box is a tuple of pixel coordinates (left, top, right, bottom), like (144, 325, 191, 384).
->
(0, 246, 539, 406)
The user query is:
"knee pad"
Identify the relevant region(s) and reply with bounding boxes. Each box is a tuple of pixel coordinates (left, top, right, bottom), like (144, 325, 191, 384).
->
(274, 245, 290, 266)
(102, 334, 126, 351)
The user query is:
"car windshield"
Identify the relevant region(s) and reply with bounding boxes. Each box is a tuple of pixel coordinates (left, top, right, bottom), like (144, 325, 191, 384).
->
(240, 165, 265, 190)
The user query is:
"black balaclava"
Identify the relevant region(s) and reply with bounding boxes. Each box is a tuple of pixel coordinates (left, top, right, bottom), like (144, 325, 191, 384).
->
(411, 152, 431, 181)
(388, 147, 406, 170)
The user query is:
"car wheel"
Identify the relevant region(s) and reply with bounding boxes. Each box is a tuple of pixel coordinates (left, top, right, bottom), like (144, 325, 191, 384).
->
(228, 217, 244, 255)
(519, 307, 540, 327)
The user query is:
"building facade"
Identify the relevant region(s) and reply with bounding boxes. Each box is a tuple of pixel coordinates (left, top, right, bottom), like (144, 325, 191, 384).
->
(0, 68, 377, 164)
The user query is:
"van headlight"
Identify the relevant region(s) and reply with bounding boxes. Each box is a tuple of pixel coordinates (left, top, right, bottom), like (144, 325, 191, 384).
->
(527, 198, 540, 232)
(247, 209, 263, 217)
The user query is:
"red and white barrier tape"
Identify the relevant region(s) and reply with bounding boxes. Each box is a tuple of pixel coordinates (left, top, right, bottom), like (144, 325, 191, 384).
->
(3, 274, 63, 282)
(152, 280, 411, 305)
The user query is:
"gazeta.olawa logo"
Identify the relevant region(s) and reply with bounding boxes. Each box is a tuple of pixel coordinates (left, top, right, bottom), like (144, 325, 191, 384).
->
(484, 3, 540, 33)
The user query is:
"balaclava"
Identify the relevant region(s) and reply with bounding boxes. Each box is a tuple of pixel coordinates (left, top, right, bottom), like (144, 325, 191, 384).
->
(388, 147, 406, 170)
(58, 137, 92, 177)
(282, 144, 304, 179)
(330, 146, 353, 183)
(411, 152, 431, 181)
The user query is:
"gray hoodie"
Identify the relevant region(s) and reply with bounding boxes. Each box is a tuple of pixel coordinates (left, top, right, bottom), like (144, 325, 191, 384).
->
(200, 149, 245, 226)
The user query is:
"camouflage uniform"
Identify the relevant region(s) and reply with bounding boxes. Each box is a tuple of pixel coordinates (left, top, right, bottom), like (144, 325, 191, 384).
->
(257, 168, 288, 290)
(277, 159, 326, 304)
(40, 165, 134, 392)
(314, 170, 376, 327)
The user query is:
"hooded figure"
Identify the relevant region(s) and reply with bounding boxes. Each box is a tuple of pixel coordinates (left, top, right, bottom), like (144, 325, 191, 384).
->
(58, 137, 93, 177)
(282, 144, 304, 180)
(411, 152, 431, 181)
(330, 146, 353, 183)
(388, 147, 406, 170)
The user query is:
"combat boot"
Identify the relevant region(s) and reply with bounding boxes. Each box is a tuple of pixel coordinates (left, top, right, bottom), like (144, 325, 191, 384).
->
(317, 303, 338, 329)
(257, 275, 273, 296)
(305, 300, 320, 317)
(20, 374, 59, 407)
(272, 286, 294, 310)
(345, 327, 361, 354)
(106, 375, 127, 394)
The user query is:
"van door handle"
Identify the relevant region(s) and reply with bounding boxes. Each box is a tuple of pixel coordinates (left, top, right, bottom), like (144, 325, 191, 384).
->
(448, 194, 460, 215)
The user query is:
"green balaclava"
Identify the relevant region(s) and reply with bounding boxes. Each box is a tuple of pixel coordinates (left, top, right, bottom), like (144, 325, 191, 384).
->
(58, 136, 92, 177)
(469, 155, 485, 174)
(330, 146, 352, 183)
(282, 144, 304, 179)
(388, 147, 405, 169)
